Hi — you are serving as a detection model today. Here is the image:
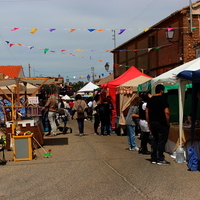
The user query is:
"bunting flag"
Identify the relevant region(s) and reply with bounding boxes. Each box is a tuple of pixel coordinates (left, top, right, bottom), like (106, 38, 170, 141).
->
(49, 28, 56, 32)
(69, 29, 76, 33)
(44, 48, 49, 54)
(9, 44, 14, 47)
(28, 46, 34, 49)
(97, 29, 106, 31)
(118, 29, 126, 35)
(30, 28, 38, 34)
(167, 27, 174, 32)
(11, 27, 19, 31)
(88, 29, 96, 32)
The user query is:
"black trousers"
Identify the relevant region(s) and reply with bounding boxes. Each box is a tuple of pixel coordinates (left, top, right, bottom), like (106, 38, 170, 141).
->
(140, 131, 150, 152)
(150, 121, 169, 162)
(94, 113, 100, 133)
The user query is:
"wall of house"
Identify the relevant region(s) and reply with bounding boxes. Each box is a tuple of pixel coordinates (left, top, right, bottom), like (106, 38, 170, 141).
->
(113, 4, 200, 78)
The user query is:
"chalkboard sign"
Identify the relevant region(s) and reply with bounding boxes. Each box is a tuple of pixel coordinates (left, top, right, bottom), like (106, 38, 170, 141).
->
(13, 134, 33, 161)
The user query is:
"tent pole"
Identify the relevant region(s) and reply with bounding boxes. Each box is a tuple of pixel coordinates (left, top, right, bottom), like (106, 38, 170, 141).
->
(178, 80, 186, 148)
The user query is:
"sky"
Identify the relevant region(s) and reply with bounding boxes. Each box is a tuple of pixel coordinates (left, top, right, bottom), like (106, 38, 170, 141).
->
(0, 0, 192, 82)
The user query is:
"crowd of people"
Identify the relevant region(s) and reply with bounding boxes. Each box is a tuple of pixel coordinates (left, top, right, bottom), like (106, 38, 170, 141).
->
(42, 84, 171, 166)
(125, 84, 170, 166)
(42, 93, 114, 137)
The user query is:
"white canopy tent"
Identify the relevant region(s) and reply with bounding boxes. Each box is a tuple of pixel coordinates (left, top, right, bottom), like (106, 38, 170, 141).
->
(78, 82, 99, 93)
(150, 57, 200, 147)
(61, 94, 71, 100)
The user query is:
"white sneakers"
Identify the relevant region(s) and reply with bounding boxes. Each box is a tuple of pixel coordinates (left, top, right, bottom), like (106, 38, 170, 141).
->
(129, 147, 139, 151)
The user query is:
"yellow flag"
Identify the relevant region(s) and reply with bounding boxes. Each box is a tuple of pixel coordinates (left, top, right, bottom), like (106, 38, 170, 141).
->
(30, 28, 38, 34)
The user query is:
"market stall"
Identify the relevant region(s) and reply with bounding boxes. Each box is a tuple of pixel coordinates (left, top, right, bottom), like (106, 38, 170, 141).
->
(0, 77, 61, 160)
(137, 58, 200, 150)
(116, 75, 152, 125)
(100, 66, 152, 130)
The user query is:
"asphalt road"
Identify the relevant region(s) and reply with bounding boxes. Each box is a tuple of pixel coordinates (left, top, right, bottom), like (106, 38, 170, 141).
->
(0, 119, 200, 200)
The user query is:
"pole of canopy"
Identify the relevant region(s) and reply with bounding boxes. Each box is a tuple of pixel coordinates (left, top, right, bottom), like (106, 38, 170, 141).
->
(178, 79, 186, 148)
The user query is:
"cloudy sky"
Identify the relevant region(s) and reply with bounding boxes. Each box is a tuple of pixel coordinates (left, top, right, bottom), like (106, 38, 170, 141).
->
(0, 0, 191, 82)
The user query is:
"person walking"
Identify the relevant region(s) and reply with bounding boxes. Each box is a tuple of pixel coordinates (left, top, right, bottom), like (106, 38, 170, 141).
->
(96, 98, 111, 136)
(92, 94, 101, 135)
(146, 84, 170, 165)
(72, 94, 88, 136)
(44, 94, 58, 137)
(125, 97, 142, 151)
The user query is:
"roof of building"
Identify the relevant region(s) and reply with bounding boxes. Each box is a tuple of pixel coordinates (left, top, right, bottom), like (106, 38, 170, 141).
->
(96, 74, 114, 85)
(0, 65, 23, 78)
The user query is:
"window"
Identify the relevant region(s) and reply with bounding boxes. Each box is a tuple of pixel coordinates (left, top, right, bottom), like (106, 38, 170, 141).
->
(148, 35, 155, 48)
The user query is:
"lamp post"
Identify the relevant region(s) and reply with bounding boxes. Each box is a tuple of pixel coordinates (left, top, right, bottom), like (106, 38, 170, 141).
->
(91, 67, 94, 82)
(87, 74, 90, 82)
(105, 62, 109, 72)
(66, 78, 69, 85)
(165, 27, 175, 42)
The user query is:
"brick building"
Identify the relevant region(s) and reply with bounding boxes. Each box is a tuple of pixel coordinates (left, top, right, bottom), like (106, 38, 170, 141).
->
(112, 1, 200, 78)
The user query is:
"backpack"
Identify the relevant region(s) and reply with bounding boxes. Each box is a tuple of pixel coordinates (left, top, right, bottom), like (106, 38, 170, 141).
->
(187, 146, 199, 171)
(77, 101, 84, 114)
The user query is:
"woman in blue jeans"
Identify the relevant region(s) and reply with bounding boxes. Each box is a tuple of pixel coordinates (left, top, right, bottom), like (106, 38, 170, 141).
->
(125, 97, 142, 151)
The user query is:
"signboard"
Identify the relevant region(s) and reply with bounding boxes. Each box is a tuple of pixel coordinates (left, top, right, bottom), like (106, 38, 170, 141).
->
(28, 96, 39, 105)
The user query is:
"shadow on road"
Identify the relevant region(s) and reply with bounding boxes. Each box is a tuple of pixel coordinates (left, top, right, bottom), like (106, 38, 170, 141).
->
(44, 137, 68, 146)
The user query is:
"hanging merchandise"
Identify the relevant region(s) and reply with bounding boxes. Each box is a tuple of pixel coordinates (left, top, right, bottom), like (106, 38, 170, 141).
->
(26, 105, 42, 117)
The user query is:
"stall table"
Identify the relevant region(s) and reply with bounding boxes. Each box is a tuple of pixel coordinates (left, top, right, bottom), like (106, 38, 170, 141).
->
(165, 125, 200, 160)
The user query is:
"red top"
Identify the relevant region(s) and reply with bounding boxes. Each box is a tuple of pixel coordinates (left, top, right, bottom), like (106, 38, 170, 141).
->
(69, 102, 74, 108)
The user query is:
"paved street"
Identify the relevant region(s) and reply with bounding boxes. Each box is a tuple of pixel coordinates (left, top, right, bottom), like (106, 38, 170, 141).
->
(0, 119, 200, 200)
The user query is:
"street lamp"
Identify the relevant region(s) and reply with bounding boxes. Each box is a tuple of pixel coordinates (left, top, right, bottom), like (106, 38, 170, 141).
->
(87, 74, 90, 81)
(165, 27, 175, 42)
(105, 62, 109, 71)
(66, 78, 69, 85)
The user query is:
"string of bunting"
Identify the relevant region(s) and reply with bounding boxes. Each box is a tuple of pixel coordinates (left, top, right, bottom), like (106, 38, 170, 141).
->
(6, 27, 199, 34)
(5, 40, 173, 56)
